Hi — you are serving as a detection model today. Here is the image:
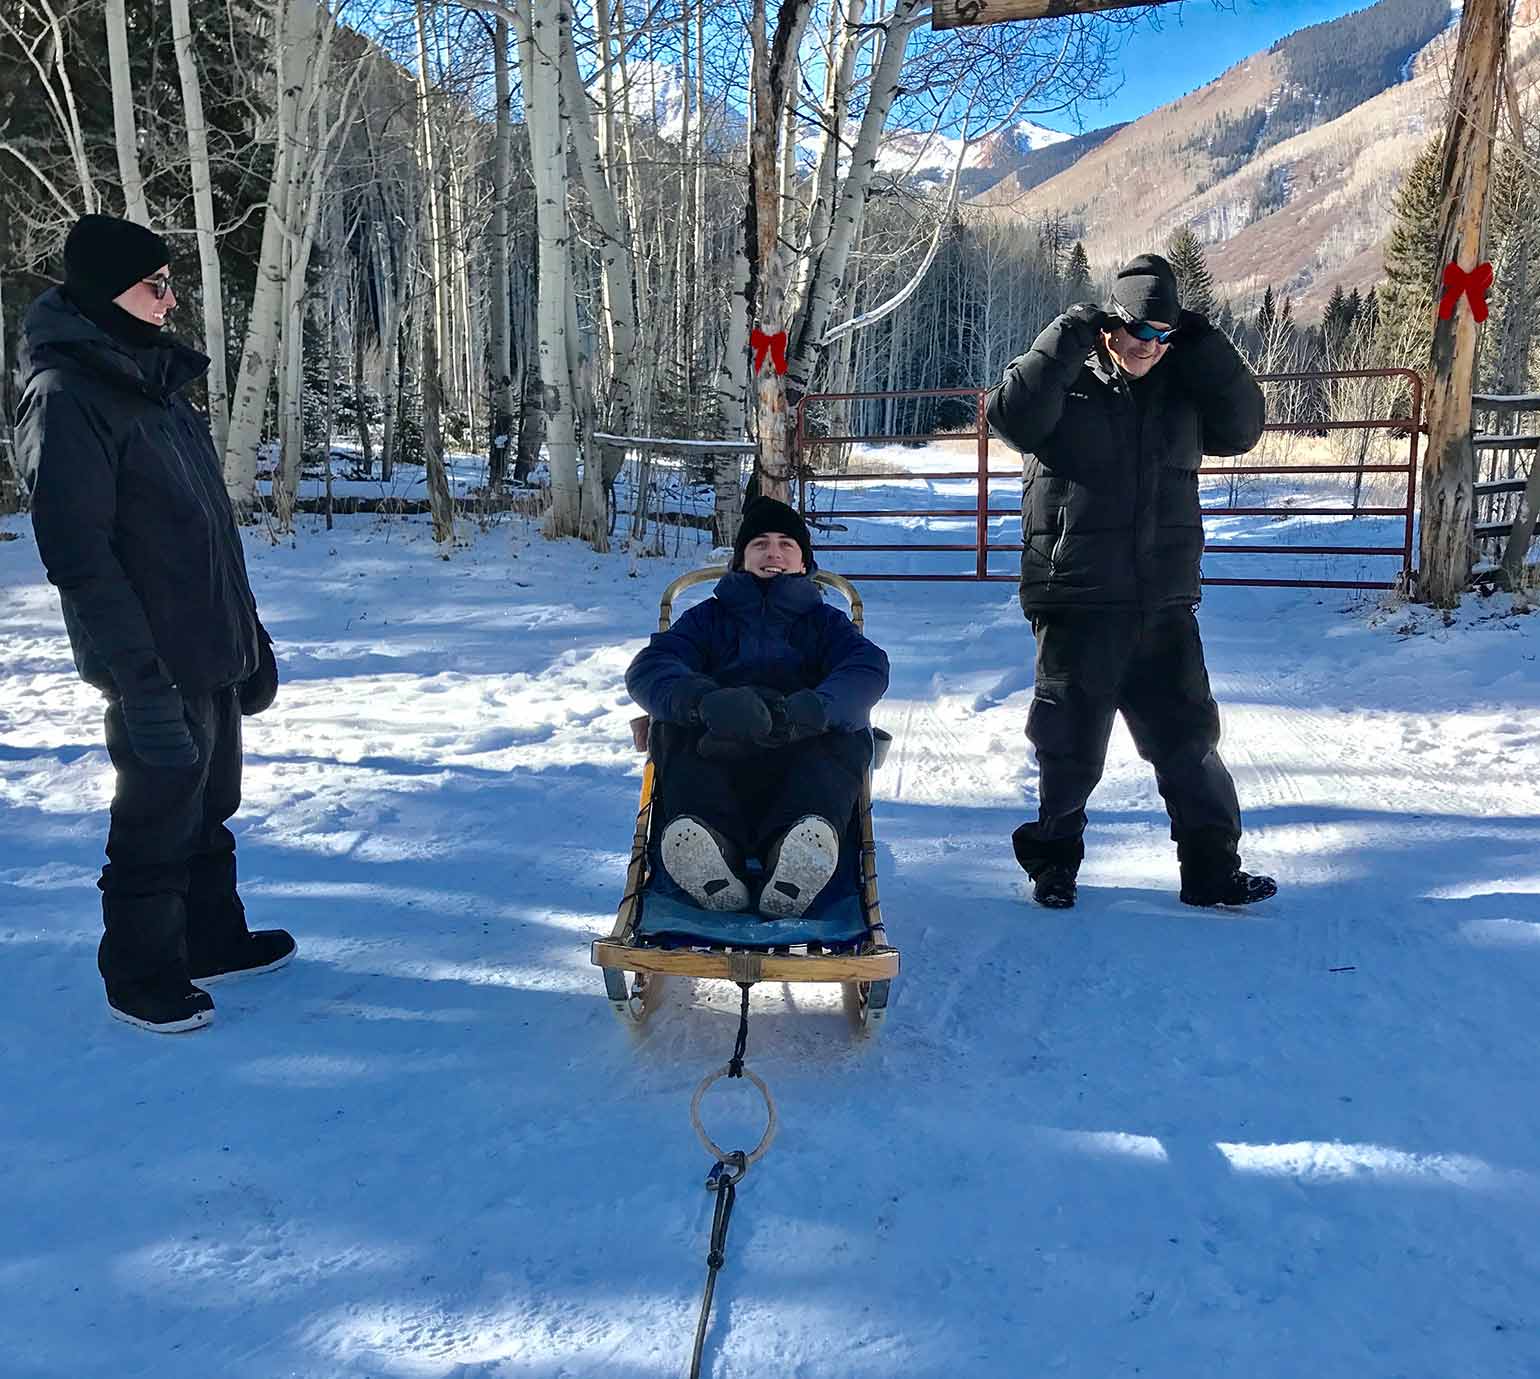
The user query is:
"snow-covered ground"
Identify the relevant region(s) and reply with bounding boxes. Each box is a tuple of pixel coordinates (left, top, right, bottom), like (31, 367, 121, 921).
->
(2, 453, 1539, 1378)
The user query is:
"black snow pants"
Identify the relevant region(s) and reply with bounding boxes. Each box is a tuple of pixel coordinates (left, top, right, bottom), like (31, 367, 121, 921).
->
(1011, 606, 1243, 884)
(98, 686, 252, 989)
(650, 722, 870, 861)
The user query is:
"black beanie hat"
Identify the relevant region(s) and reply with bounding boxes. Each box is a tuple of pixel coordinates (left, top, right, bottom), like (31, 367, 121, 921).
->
(63, 214, 171, 311)
(731, 497, 815, 573)
(1109, 252, 1181, 326)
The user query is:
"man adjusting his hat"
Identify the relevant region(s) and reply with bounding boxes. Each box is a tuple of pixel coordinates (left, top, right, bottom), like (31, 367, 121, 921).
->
(986, 252, 1277, 911)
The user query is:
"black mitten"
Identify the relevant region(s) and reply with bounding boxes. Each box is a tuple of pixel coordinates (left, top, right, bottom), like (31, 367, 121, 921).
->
(240, 630, 278, 716)
(697, 686, 774, 743)
(120, 685, 198, 768)
(779, 689, 828, 743)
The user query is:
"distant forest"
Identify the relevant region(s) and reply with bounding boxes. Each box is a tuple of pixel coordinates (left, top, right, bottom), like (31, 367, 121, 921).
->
(1265, 0, 1452, 144)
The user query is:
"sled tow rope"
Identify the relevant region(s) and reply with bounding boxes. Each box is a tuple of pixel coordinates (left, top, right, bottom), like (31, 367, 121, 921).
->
(687, 981, 777, 1378)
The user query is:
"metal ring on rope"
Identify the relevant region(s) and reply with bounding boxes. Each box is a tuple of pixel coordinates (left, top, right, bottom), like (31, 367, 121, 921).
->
(690, 1064, 778, 1170)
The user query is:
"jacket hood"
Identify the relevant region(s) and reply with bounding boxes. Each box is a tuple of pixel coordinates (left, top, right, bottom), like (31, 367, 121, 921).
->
(20, 287, 210, 399)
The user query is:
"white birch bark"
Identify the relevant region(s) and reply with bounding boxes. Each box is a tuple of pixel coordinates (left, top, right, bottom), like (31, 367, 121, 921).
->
(488, 16, 515, 490)
(223, 0, 334, 504)
(105, 0, 149, 224)
(558, 0, 637, 478)
(785, 0, 927, 401)
(514, 0, 582, 537)
(169, 0, 229, 457)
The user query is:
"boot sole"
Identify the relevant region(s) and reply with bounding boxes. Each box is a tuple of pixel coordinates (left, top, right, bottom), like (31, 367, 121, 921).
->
(192, 945, 298, 985)
(661, 820, 749, 912)
(108, 1001, 214, 1034)
(1179, 888, 1278, 908)
(1034, 893, 1076, 909)
(760, 817, 839, 919)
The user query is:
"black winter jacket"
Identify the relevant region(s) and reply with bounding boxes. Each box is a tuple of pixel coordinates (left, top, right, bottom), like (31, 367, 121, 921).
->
(17, 288, 264, 696)
(987, 306, 1266, 614)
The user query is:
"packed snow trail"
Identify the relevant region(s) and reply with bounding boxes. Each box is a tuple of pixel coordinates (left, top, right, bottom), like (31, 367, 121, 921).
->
(1, 508, 1538, 1379)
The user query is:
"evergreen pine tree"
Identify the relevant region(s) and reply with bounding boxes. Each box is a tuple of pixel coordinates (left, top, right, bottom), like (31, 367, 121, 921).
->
(1377, 133, 1445, 367)
(1166, 226, 1217, 317)
(1255, 284, 1278, 338)
(1064, 241, 1093, 300)
(1323, 283, 1352, 357)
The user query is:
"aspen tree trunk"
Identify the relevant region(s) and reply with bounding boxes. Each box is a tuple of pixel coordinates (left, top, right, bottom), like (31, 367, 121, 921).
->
(748, 0, 816, 501)
(1421, 0, 1512, 606)
(515, 258, 545, 483)
(323, 281, 337, 529)
(791, 0, 864, 319)
(692, 0, 707, 393)
(352, 268, 373, 475)
(272, 66, 360, 524)
(414, 0, 449, 398)
(515, 0, 582, 536)
(419, 262, 456, 544)
(105, 0, 148, 224)
(375, 220, 402, 482)
(709, 9, 759, 538)
(224, 2, 301, 506)
(488, 16, 515, 492)
(785, 0, 926, 406)
(225, 0, 338, 506)
(409, 2, 454, 544)
(169, 0, 229, 457)
(558, 0, 637, 481)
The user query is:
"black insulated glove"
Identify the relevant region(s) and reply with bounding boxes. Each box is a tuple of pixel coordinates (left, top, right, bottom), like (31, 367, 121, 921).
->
(121, 685, 198, 768)
(240, 631, 279, 717)
(1061, 302, 1113, 345)
(698, 686, 774, 742)
(778, 689, 828, 743)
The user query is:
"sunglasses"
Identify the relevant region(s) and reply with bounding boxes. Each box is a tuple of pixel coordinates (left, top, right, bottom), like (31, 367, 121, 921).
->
(1122, 319, 1177, 343)
(140, 276, 173, 301)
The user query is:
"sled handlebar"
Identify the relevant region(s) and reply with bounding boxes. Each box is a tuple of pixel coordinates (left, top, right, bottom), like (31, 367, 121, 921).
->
(656, 566, 865, 632)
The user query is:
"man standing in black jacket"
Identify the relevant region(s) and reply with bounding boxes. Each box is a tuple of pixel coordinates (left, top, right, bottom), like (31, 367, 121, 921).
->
(986, 253, 1277, 911)
(18, 214, 295, 1032)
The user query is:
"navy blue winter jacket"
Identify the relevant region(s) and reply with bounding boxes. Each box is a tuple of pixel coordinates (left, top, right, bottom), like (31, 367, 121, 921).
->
(625, 571, 889, 731)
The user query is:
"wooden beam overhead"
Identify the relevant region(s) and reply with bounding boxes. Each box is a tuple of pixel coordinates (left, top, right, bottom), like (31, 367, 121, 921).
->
(933, 0, 1180, 30)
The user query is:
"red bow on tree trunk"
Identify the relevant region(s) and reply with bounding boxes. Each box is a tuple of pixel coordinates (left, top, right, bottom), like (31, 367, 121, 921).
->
(1438, 261, 1494, 323)
(750, 327, 789, 376)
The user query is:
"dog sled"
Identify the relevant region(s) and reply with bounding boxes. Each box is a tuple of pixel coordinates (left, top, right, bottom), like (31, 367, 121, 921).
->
(591, 566, 898, 1033)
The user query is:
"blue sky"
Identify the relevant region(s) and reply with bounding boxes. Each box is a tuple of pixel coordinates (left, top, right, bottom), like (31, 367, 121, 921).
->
(1062, 0, 1382, 129)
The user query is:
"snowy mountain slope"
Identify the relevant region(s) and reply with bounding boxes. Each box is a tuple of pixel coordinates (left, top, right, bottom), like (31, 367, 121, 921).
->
(2, 467, 1539, 1377)
(977, 0, 1502, 315)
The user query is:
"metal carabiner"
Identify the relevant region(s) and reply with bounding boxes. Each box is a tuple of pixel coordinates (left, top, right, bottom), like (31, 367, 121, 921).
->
(705, 1150, 748, 1191)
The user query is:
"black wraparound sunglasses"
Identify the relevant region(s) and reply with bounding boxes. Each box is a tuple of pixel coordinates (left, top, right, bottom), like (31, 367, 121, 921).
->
(140, 275, 173, 301)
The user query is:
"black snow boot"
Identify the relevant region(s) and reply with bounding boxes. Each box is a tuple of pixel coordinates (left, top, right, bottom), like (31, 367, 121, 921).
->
(1180, 870, 1277, 908)
(1033, 864, 1078, 909)
(106, 974, 215, 1034)
(190, 929, 298, 984)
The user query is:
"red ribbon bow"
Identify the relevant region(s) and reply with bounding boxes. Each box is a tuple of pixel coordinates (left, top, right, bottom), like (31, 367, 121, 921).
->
(750, 327, 789, 376)
(1439, 261, 1494, 323)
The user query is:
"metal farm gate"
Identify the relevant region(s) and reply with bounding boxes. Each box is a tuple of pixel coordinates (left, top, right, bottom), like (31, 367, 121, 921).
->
(794, 369, 1423, 592)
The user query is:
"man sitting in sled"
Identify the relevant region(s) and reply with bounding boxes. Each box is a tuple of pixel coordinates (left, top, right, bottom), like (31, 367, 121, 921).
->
(625, 498, 890, 919)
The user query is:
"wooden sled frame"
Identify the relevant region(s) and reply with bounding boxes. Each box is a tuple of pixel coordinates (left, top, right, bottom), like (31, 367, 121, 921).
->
(591, 566, 899, 1031)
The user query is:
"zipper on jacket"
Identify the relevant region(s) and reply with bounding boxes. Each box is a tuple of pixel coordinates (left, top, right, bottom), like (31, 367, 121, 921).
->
(1048, 507, 1069, 570)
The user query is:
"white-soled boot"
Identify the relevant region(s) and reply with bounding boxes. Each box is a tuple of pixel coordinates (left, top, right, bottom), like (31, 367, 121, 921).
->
(660, 816, 750, 912)
(760, 815, 840, 919)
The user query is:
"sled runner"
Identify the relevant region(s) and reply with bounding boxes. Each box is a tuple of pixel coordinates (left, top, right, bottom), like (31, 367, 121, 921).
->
(591, 566, 899, 1033)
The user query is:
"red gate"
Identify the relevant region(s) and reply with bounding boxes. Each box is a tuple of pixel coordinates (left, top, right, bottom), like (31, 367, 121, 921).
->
(794, 369, 1422, 591)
